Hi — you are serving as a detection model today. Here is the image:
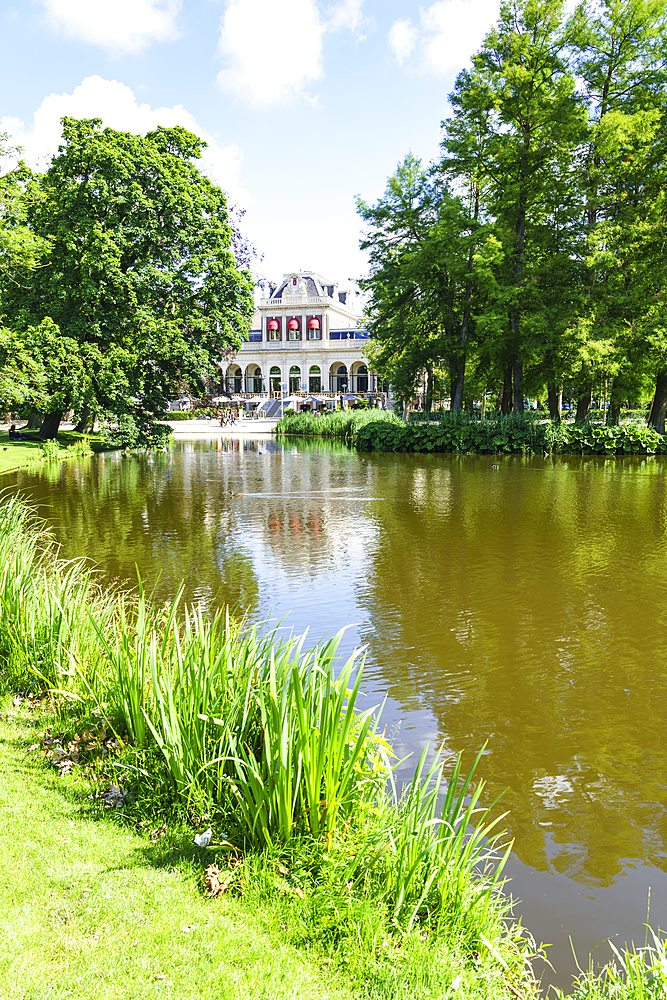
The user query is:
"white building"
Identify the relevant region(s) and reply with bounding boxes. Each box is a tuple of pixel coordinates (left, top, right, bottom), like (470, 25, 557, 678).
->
(222, 271, 382, 403)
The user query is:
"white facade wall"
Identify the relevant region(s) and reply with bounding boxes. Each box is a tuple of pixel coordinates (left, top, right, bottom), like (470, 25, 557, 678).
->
(223, 271, 376, 394)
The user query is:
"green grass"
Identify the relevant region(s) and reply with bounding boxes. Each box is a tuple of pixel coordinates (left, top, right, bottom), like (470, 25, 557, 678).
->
(0, 702, 358, 1000)
(0, 428, 111, 475)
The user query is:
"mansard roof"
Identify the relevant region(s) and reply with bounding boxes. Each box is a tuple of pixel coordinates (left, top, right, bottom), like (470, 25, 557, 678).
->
(270, 271, 341, 301)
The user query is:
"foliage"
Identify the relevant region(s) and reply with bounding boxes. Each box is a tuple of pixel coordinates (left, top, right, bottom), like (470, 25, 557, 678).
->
(276, 409, 402, 443)
(39, 438, 61, 462)
(0, 118, 255, 437)
(100, 414, 173, 450)
(277, 410, 667, 455)
(166, 408, 218, 421)
(358, 0, 667, 425)
(554, 928, 667, 999)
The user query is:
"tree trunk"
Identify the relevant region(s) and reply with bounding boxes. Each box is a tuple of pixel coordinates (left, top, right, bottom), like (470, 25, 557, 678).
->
(74, 406, 91, 433)
(501, 367, 513, 415)
(451, 357, 465, 412)
(27, 411, 42, 430)
(425, 368, 434, 414)
(512, 357, 523, 414)
(574, 383, 592, 426)
(40, 410, 63, 439)
(648, 370, 667, 434)
(607, 399, 622, 425)
(547, 384, 562, 424)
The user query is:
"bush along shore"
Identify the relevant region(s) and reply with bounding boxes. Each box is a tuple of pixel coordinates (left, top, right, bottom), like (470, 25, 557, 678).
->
(2, 496, 667, 998)
(275, 410, 667, 456)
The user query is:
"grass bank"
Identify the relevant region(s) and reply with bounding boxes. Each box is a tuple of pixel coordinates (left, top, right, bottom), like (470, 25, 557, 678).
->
(0, 428, 111, 476)
(0, 494, 537, 1000)
(275, 411, 667, 456)
(0, 702, 360, 1000)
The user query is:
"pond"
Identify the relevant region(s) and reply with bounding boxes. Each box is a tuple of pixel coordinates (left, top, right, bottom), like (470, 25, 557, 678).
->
(6, 435, 667, 990)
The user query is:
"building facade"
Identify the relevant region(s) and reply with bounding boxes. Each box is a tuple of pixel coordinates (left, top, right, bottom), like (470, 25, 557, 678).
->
(222, 271, 381, 400)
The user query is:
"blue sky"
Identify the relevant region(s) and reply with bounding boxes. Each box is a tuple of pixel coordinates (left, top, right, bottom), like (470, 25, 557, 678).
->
(1, 0, 500, 289)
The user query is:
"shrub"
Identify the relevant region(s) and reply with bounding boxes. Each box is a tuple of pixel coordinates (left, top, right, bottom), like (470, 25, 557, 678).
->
(279, 410, 667, 456)
(40, 439, 62, 462)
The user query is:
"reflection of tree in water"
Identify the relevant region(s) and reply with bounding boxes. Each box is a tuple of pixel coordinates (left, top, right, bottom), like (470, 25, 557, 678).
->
(356, 453, 667, 886)
(10, 445, 259, 614)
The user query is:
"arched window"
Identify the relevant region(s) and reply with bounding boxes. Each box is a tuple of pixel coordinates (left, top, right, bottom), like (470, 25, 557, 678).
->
(309, 364, 321, 393)
(269, 366, 281, 394)
(245, 365, 263, 394)
(226, 364, 242, 394)
(289, 365, 301, 394)
(330, 363, 348, 393)
(354, 364, 368, 393)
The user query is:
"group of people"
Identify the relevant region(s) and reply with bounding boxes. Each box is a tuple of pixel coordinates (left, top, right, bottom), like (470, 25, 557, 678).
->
(8, 424, 27, 442)
(218, 409, 239, 427)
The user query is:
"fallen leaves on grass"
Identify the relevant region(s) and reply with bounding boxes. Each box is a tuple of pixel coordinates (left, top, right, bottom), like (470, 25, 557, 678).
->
(204, 856, 243, 898)
(36, 726, 125, 775)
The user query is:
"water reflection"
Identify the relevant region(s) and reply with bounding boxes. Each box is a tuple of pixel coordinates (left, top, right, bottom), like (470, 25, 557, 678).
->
(7, 439, 667, 988)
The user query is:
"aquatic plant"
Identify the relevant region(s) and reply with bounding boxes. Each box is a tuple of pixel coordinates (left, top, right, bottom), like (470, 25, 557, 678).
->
(277, 410, 667, 456)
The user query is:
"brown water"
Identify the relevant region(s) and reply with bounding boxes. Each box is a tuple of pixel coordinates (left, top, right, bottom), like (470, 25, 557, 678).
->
(7, 436, 667, 991)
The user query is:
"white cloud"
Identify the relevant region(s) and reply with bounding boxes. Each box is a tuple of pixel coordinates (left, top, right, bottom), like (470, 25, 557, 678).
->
(39, 0, 181, 55)
(326, 0, 363, 32)
(387, 17, 417, 67)
(1, 76, 248, 204)
(421, 0, 499, 74)
(218, 0, 325, 107)
(217, 0, 365, 108)
(388, 0, 499, 75)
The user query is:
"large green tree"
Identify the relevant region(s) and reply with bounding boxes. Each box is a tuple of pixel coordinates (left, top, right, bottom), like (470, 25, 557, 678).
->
(569, 0, 667, 427)
(357, 154, 494, 412)
(1, 118, 254, 438)
(442, 0, 585, 413)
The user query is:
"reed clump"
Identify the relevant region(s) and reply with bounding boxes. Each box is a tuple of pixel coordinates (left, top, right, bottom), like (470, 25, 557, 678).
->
(0, 495, 541, 996)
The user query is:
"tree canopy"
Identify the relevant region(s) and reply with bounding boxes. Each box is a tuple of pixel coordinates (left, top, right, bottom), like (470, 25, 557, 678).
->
(0, 119, 255, 439)
(358, 0, 667, 427)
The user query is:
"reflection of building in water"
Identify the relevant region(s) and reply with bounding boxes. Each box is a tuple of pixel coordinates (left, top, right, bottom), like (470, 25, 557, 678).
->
(222, 270, 388, 405)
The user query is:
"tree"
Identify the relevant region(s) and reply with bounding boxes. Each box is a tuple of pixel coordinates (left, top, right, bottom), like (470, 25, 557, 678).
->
(357, 154, 491, 412)
(569, 0, 667, 427)
(441, 0, 585, 413)
(1, 118, 254, 438)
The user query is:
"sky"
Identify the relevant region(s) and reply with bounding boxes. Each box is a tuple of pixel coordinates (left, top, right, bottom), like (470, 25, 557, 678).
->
(0, 0, 501, 291)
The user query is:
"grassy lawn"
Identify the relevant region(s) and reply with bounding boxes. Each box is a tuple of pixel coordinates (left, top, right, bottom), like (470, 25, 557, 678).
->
(0, 702, 355, 1000)
(0, 429, 112, 476)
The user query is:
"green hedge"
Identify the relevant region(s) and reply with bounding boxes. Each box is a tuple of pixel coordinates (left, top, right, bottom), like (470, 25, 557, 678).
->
(278, 411, 667, 456)
(167, 408, 217, 421)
